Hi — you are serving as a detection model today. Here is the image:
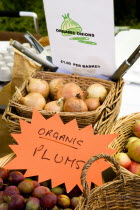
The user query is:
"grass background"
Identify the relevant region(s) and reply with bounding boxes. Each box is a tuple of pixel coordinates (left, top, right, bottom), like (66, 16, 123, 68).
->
(0, 0, 140, 37)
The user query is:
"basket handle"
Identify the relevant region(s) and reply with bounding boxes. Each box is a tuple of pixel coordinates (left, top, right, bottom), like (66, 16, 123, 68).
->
(81, 153, 124, 197)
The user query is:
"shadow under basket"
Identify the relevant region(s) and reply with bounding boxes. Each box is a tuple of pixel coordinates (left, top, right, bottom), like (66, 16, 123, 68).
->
(3, 71, 124, 134)
(108, 112, 140, 178)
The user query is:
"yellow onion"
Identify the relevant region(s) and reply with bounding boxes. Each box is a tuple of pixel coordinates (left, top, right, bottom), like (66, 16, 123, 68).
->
(49, 78, 66, 99)
(56, 82, 84, 101)
(16, 87, 46, 110)
(44, 97, 64, 112)
(26, 77, 49, 98)
(64, 94, 88, 112)
(84, 98, 100, 111)
(86, 83, 107, 103)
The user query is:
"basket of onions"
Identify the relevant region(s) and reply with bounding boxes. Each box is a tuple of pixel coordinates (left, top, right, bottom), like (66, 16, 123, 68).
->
(3, 71, 124, 134)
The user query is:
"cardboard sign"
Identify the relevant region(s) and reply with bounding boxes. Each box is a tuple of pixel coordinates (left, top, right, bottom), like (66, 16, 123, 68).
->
(5, 109, 116, 192)
(43, 0, 115, 78)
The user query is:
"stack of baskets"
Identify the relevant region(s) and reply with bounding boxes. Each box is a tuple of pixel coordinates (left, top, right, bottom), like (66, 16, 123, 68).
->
(2, 71, 124, 135)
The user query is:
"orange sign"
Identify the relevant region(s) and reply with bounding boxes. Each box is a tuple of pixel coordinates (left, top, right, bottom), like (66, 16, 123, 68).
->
(5, 109, 116, 192)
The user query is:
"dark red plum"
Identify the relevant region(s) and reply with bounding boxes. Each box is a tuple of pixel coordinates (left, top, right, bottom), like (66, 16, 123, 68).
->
(3, 186, 20, 202)
(18, 179, 34, 194)
(63, 208, 73, 210)
(25, 197, 40, 210)
(0, 168, 9, 182)
(32, 186, 50, 199)
(8, 194, 25, 210)
(32, 181, 40, 189)
(8, 171, 25, 185)
(70, 197, 80, 208)
(51, 206, 60, 210)
(40, 192, 57, 209)
(0, 178, 3, 190)
(0, 191, 4, 204)
(57, 195, 70, 208)
(51, 186, 65, 196)
(0, 203, 9, 210)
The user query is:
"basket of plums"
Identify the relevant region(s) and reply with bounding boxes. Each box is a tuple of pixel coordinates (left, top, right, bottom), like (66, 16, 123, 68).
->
(0, 167, 82, 210)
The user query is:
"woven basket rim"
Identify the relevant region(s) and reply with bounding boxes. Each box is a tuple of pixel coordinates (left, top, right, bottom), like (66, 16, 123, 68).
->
(9, 72, 115, 117)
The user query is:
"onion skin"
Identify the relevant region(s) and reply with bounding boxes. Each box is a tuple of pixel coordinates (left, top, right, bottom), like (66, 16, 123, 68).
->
(26, 77, 49, 98)
(19, 92, 46, 110)
(84, 98, 100, 111)
(64, 96, 88, 112)
(44, 98, 64, 112)
(49, 78, 66, 99)
(56, 82, 84, 101)
(86, 83, 107, 103)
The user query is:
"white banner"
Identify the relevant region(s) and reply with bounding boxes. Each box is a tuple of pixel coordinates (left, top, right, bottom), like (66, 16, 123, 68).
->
(43, 0, 116, 78)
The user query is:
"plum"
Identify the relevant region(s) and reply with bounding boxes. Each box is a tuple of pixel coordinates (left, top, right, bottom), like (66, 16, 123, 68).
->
(8, 171, 25, 185)
(18, 179, 34, 194)
(25, 197, 40, 210)
(115, 152, 131, 169)
(8, 194, 25, 210)
(125, 137, 140, 151)
(51, 186, 65, 196)
(51, 206, 60, 210)
(0, 178, 3, 190)
(128, 139, 140, 162)
(3, 186, 20, 202)
(70, 197, 80, 208)
(63, 209, 73, 210)
(40, 180, 51, 188)
(57, 195, 70, 208)
(40, 192, 57, 209)
(0, 191, 4, 204)
(32, 181, 40, 189)
(32, 186, 50, 199)
(0, 203, 9, 210)
(133, 120, 140, 138)
(0, 168, 9, 182)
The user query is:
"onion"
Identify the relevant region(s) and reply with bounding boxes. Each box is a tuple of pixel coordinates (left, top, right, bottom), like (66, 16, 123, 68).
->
(56, 82, 84, 101)
(16, 87, 46, 110)
(44, 97, 64, 112)
(49, 78, 66, 99)
(64, 94, 88, 112)
(26, 77, 49, 98)
(84, 98, 100, 111)
(86, 83, 107, 103)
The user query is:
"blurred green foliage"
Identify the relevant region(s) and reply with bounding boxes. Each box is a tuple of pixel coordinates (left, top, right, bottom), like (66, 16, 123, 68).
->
(0, 0, 47, 36)
(0, 0, 140, 36)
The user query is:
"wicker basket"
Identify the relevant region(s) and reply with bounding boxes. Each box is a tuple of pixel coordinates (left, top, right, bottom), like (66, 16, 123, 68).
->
(109, 112, 140, 152)
(2, 71, 124, 134)
(106, 112, 140, 178)
(76, 153, 140, 210)
(1, 153, 140, 210)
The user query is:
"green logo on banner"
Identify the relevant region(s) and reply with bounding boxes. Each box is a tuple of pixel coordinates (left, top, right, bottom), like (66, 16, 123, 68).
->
(60, 13, 97, 45)
(61, 13, 82, 36)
